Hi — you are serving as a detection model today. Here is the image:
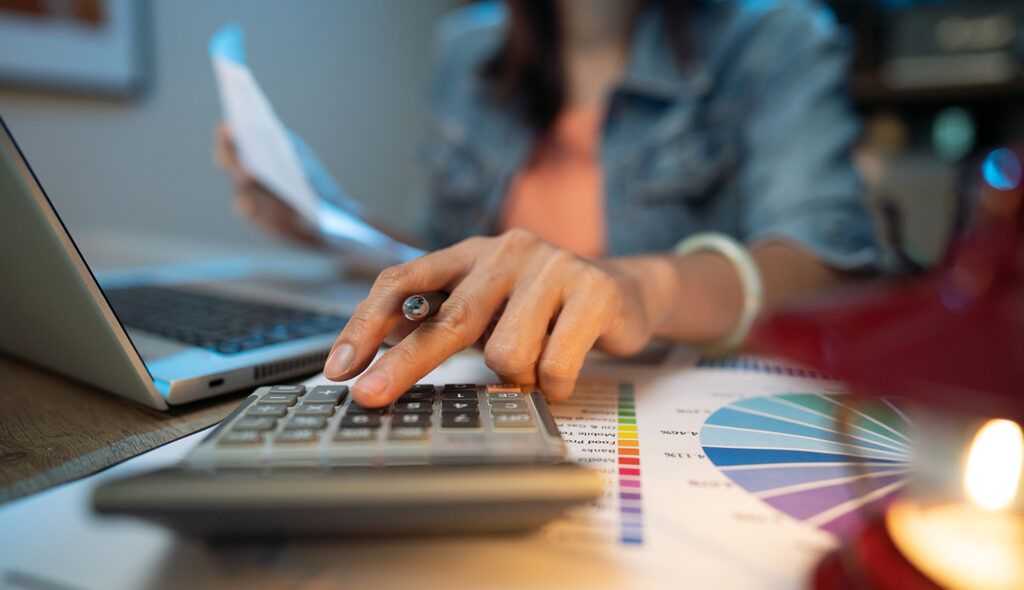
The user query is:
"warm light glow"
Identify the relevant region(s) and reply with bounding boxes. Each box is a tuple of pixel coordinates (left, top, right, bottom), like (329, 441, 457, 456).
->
(964, 419, 1023, 511)
(887, 499, 1024, 590)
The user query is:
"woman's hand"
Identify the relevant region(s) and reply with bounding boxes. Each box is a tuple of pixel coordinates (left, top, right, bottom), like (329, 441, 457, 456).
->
(212, 123, 321, 246)
(323, 229, 655, 407)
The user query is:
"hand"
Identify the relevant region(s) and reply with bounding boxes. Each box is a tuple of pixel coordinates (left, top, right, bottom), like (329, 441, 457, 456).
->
(212, 123, 321, 246)
(323, 229, 654, 407)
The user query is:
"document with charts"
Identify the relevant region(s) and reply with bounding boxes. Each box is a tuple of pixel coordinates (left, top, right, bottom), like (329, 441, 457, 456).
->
(0, 351, 870, 590)
(167, 352, 853, 590)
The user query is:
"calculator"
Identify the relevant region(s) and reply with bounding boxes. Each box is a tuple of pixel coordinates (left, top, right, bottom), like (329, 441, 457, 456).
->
(93, 383, 604, 536)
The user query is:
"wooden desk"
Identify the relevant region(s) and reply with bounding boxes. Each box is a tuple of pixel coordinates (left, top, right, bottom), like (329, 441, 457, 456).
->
(0, 231, 365, 505)
(0, 354, 245, 505)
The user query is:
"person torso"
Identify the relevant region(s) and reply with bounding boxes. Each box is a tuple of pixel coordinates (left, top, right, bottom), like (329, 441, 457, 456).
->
(420, 0, 858, 258)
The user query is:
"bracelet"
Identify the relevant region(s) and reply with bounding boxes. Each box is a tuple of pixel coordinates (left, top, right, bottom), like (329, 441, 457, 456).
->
(673, 232, 763, 354)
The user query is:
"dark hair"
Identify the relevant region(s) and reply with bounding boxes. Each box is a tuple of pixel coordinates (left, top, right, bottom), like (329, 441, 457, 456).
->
(481, 0, 693, 132)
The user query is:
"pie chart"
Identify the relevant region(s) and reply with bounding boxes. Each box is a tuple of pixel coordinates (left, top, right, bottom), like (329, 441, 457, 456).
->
(702, 393, 913, 537)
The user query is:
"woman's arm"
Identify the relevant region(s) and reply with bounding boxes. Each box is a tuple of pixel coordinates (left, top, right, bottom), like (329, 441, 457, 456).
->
(612, 240, 845, 348)
(322, 5, 878, 407)
(323, 230, 847, 408)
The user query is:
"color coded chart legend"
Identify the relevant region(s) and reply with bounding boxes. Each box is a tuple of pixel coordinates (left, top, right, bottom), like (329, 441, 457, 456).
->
(697, 356, 835, 380)
(539, 380, 648, 547)
(617, 382, 644, 544)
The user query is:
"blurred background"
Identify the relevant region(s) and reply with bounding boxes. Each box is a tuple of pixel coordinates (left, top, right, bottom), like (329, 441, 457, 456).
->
(0, 0, 461, 251)
(0, 0, 1022, 269)
(832, 0, 1024, 268)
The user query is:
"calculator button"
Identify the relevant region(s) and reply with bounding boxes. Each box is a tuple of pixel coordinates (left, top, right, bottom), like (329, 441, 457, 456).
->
(486, 384, 520, 393)
(232, 417, 278, 431)
(493, 413, 534, 428)
(442, 391, 477, 401)
(443, 383, 476, 392)
(341, 413, 381, 427)
(293, 403, 335, 416)
(406, 384, 436, 393)
(389, 426, 429, 441)
(441, 404, 479, 415)
(392, 413, 430, 426)
(335, 427, 377, 442)
(248, 405, 288, 418)
(393, 401, 433, 413)
(219, 430, 263, 445)
(400, 391, 435, 402)
(260, 393, 299, 405)
(441, 413, 481, 428)
(284, 416, 327, 430)
(275, 429, 319, 443)
(488, 391, 523, 401)
(346, 404, 386, 415)
(304, 385, 348, 404)
(489, 400, 528, 413)
(269, 385, 306, 395)
(441, 400, 478, 411)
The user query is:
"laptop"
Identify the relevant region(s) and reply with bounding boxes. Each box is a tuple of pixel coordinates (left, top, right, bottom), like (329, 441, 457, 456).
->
(0, 116, 355, 410)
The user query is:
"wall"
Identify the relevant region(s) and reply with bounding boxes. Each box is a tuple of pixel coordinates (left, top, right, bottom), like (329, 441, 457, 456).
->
(0, 0, 462, 248)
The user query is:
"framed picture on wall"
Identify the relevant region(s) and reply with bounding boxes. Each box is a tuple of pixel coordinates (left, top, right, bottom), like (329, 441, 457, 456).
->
(0, 0, 148, 97)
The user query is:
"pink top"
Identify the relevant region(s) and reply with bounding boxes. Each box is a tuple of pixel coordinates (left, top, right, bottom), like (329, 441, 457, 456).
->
(499, 105, 606, 259)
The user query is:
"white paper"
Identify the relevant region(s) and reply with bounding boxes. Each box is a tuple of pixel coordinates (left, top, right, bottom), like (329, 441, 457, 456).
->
(209, 24, 426, 265)
(0, 352, 852, 590)
(211, 54, 321, 226)
(263, 352, 845, 590)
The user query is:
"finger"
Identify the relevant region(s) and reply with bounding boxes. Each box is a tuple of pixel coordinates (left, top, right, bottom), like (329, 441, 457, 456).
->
(471, 301, 506, 350)
(234, 190, 306, 241)
(244, 187, 294, 220)
(483, 276, 564, 385)
(537, 291, 614, 402)
(214, 125, 259, 188)
(324, 239, 483, 382)
(383, 316, 419, 346)
(349, 267, 513, 407)
(213, 123, 239, 170)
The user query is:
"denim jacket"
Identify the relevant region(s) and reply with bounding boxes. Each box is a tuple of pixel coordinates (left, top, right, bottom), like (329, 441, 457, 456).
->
(418, 0, 880, 270)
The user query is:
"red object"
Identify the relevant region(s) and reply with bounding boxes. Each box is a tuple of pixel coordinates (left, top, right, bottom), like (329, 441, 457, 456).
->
(752, 148, 1024, 423)
(754, 149, 1024, 590)
(813, 516, 945, 590)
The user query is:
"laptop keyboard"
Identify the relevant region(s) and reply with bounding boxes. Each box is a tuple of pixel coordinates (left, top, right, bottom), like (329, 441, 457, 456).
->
(105, 286, 348, 355)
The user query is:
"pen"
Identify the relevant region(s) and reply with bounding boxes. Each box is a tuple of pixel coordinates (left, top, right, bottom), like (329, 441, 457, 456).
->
(402, 291, 448, 321)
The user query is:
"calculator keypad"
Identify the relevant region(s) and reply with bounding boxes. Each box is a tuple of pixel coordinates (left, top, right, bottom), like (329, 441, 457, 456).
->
(216, 383, 545, 454)
(293, 403, 335, 416)
(284, 416, 327, 430)
(247, 405, 287, 418)
(219, 430, 263, 444)
(441, 412, 480, 428)
(233, 417, 278, 431)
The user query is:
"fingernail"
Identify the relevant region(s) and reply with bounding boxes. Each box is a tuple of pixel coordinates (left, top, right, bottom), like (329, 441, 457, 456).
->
(324, 343, 355, 379)
(354, 371, 390, 402)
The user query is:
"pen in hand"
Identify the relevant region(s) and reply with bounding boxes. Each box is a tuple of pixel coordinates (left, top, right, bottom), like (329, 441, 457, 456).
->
(402, 291, 448, 321)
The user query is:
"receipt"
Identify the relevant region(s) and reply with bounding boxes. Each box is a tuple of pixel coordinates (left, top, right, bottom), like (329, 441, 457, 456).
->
(209, 24, 425, 264)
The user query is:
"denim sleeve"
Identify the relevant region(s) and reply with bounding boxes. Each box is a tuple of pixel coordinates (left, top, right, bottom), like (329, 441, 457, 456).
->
(413, 2, 508, 249)
(740, 3, 880, 272)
